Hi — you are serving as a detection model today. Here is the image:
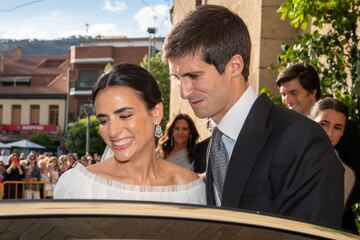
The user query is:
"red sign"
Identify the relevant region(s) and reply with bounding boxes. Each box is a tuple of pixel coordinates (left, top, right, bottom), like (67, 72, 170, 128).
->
(0, 124, 58, 132)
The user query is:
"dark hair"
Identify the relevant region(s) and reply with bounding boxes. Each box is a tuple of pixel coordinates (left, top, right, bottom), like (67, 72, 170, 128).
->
(92, 63, 162, 110)
(276, 62, 321, 100)
(163, 4, 251, 80)
(309, 97, 349, 120)
(158, 113, 199, 163)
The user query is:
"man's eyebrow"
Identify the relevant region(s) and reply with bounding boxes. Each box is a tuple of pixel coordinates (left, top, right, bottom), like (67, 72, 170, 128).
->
(171, 71, 203, 78)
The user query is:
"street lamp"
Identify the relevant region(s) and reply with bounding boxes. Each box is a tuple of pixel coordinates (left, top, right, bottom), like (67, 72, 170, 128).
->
(84, 104, 93, 154)
(147, 27, 157, 72)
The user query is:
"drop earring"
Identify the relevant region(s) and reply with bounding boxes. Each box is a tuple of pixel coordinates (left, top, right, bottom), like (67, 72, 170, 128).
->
(155, 124, 163, 138)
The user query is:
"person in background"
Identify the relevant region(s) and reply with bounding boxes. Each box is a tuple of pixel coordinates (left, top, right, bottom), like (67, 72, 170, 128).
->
(3, 153, 24, 199)
(93, 153, 102, 164)
(0, 150, 9, 166)
(158, 113, 199, 171)
(163, 4, 343, 227)
(45, 156, 60, 198)
(0, 161, 4, 199)
(54, 63, 205, 204)
(309, 98, 359, 234)
(58, 154, 69, 175)
(277, 62, 360, 231)
(37, 156, 49, 198)
(276, 62, 320, 116)
(23, 153, 41, 199)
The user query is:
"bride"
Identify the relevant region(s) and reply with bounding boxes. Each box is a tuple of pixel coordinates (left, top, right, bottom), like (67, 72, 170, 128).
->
(54, 63, 206, 204)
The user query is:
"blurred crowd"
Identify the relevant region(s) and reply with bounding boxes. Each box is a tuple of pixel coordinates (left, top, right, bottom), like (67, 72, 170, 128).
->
(0, 150, 102, 199)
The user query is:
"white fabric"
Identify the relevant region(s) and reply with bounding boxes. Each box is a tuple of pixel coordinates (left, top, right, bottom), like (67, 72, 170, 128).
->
(166, 149, 194, 171)
(101, 146, 114, 161)
(54, 164, 206, 205)
(212, 86, 258, 206)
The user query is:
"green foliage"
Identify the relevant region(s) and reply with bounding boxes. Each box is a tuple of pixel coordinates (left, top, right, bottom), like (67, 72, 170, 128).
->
(65, 115, 106, 156)
(140, 52, 170, 129)
(27, 132, 52, 147)
(273, 0, 360, 124)
(260, 88, 283, 106)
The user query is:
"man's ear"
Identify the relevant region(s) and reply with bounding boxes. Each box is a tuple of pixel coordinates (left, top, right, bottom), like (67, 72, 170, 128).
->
(229, 54, 244, 79)
(152, 102, 164, 125)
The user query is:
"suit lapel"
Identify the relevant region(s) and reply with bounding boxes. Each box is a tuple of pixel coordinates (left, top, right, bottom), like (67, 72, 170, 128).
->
(221, 94, 274, 207)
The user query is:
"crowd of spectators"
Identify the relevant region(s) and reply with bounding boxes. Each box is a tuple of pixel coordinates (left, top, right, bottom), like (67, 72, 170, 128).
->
(0, 150, 102, 199)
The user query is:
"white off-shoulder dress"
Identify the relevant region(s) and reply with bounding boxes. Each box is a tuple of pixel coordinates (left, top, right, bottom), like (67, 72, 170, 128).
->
(54, 164, 206, 205)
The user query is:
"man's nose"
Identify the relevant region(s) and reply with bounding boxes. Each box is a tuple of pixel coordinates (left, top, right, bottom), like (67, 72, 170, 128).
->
(179, 78, 194, 99)
(282, 94, 291, 106)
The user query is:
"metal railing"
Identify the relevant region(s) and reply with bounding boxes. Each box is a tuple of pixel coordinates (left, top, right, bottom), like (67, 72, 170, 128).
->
(1, 181, 56, 200)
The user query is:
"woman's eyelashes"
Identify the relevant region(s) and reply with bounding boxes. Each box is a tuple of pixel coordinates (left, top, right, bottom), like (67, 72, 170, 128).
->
(118, 113, 133, 120)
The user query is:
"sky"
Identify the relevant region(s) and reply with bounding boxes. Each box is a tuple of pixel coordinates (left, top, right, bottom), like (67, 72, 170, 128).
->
(0, 0, 173, 40)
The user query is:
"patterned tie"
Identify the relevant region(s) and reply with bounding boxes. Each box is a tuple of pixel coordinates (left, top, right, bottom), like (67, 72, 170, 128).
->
(210, 127, 229, 199)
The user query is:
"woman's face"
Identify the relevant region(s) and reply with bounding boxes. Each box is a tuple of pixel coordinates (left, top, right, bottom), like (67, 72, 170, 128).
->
(313, 109, 346, 146)
(172, 119, 191, 147)
(95, 86, 162, 162)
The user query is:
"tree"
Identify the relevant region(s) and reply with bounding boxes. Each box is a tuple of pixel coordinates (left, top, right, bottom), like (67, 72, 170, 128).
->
(65, 115, 106, 156)
(272, 0, 360, 123)
(140, 52, 170, 129)
(27, 132, 52, 147)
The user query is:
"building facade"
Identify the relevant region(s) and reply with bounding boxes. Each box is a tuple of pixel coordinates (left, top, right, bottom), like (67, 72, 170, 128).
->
(0, 46, 67, 145)
(67, 37, 164, 126)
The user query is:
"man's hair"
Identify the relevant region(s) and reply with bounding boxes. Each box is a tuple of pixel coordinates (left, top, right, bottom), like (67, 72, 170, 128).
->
(276, 62, 321, 100)
(163, 4, 251, 80)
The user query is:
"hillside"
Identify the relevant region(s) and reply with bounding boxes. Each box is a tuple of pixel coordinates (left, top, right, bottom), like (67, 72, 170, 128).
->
(0, 36, 93, 56)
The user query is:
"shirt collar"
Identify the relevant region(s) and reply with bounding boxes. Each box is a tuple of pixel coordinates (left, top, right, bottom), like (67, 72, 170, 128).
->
(215, 86, 258, 140)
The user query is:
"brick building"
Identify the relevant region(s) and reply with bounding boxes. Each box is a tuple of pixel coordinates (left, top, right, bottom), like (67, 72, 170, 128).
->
(67, 37, 164, 126)
(0, 46, 67, 146)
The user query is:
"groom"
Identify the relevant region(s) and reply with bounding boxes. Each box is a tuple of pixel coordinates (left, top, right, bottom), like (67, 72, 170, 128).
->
(163, 4, 343, 228)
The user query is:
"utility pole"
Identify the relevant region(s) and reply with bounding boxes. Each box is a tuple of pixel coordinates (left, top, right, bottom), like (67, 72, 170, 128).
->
(146, 27, 157, 72)
(85, 105, 91, 154)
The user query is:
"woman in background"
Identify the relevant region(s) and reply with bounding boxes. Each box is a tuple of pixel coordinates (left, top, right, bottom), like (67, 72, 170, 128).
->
(309, 97, 358, 234)
(158, 113, 199, 171)
(3, 153, 24, 199)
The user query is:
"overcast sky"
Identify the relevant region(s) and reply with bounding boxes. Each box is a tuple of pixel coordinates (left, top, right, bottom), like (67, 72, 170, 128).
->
(0, 0, 173, 39)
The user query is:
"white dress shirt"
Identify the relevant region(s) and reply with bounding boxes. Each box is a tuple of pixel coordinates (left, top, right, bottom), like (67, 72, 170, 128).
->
(211, 86, 258, 206)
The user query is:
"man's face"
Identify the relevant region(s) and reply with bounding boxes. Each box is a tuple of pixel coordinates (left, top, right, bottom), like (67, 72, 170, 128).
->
(168, 54, 237, 123)
(279, 78, 317, 116)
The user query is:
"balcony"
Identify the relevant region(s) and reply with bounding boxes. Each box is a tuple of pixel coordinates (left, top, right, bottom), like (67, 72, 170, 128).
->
(69, 80, 93, 96)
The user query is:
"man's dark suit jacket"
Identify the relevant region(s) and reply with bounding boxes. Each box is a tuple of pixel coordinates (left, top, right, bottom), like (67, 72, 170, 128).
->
(194, 137, 210, 173)
(206, 94, 344, 228)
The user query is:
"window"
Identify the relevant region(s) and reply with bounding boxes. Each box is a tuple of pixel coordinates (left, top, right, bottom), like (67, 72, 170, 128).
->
(0, 105, 2, 125)
(78, 70, 98, 89)
(30, 105, 40, 125)
(49, 105, 59, 125)
(11, 105, 21, 124)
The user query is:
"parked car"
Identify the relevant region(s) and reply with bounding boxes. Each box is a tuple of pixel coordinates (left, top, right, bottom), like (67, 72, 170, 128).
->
(0, 200, 358, 239)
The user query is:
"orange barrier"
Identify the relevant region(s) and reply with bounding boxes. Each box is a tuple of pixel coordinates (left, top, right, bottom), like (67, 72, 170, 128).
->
(2, 181, 56, 200)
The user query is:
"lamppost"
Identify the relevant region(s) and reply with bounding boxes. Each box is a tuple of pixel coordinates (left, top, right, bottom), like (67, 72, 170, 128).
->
(147, 27, 157, 72)
(84, 104, 93, 154)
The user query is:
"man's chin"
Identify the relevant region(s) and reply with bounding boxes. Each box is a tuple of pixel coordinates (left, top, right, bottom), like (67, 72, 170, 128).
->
(192, 109, 209, 119)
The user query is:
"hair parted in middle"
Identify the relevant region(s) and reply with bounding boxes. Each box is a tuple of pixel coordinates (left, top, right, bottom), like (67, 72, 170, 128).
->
(92, 63, 163, 111)
(158, 113, 199, 163)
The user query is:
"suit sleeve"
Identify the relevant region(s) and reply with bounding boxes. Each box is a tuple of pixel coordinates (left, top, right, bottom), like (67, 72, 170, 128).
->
(272, 118, 344, 228)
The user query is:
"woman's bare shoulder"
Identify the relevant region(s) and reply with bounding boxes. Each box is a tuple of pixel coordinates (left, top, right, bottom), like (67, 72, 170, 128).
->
(159, 159, 199, 185)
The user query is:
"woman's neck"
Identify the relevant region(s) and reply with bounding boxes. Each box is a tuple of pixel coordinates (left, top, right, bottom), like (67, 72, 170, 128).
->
(110, 145, 162, 185)
(170, 142, 187, 155)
